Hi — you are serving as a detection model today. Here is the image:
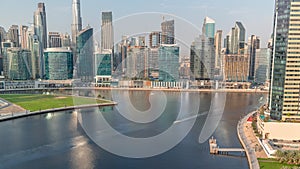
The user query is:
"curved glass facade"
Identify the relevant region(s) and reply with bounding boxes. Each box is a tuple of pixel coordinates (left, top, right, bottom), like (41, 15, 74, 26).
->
(76, 27, 94, 82)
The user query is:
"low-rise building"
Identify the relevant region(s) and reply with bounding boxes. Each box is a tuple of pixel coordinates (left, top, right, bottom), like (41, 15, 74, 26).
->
(257, 114, 300, 141)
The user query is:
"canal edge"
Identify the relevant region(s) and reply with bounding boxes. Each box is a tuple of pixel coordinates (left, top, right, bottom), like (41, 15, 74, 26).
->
(237, 111, 260, 169)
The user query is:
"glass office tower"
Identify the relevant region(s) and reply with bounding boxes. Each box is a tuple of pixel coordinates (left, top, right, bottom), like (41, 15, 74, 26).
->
(44, 48, 73, 80)
(158, 44, 179, 82)
(269, 0, 300, 121)
(76, 27, 94, 82)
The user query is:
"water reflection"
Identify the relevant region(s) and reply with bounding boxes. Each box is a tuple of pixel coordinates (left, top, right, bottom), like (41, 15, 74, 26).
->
(0, 92, 266, 169)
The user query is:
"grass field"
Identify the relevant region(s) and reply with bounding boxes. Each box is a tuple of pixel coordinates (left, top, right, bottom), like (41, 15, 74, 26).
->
(0, 94, 110, 112)
(259, 158, 300, 169)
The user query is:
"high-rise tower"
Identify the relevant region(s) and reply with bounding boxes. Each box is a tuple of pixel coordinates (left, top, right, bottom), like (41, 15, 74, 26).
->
(20, 25, 29, 49)
(101, 11, 113, 51)
(34, 3, 47, 50)
(7, 25, 19, 47)
(161, 20, 175, 45)
(269, 0, 300, 121)
(230, 22, 245, 54)
(76, 26, 94, 82)
(72, 0, 82, 46)
(202, 17, 215, 39)
(248, 35, 260, 80)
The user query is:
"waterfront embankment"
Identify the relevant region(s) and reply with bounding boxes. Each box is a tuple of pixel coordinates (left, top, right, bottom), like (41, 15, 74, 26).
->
(92, 87, 269, 93)
(237, 111, 260, 169)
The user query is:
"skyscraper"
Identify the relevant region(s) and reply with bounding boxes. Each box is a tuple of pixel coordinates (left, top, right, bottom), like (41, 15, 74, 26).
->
(148, 31, 161, 79)
(6, 48, 32, 80)
(230, 22, 245, 54)
(125, 38, 148, 79)
(48, 32, 62, 48)
(31, 35, 42, 79)
(190, 35, 215, 80)
(269, 0, 300, 121)
(0, 26, 7, 54)
(190, 17, 216, 81)
(7, 25, 19, 47)
(71, 0, 82, 46)
(1, 41, 14, 78)
(76, 26, 94, 82)
(161, 20, 175, 44)
(202, 17, 215, 39)
(248, 35, 260, 80)
(20, 25, 29, 49)
(215, 30, 223, 74)
(101, 11, 113, 51)
(34, 3, 47, 78)
(149, 31, 161, 48)
(255, 48, 271, 84)
(34, 3, 47, 50)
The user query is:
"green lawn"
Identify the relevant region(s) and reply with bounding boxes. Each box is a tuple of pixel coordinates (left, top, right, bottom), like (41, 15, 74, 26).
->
(259, 158, 300, 169)
(0, 94, 110, 112)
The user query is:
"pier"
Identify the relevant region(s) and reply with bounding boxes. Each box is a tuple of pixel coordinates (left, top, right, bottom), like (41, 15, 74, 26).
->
(209, 137, 245, 155)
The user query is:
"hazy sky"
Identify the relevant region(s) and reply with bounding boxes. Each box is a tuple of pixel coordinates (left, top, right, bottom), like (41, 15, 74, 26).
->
(1, 0, 274, 51)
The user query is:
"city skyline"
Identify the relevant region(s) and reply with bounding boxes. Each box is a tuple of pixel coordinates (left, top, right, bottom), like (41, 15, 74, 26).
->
(0, 0, 274, 48)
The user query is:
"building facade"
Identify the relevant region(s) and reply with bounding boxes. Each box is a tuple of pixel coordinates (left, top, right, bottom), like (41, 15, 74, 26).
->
(224, 54, 249, 82)
(148, 48, 159, 79)
(20, 25, 29, 49)
(0, 26, 7, 55)
(202, 17, 215, 39)
(1, 41, 14, 78)
(95, 51, 112, 87)
(126, 46, 148, 79)
(158, 44, 179, 82)
(76, 27, 94, 82)
(6, 48, 32, 80)
(101, 11, 113, 51)
(161, 20, 175, 45)
(44, 48, 73, 80)
(215, 30, 223, 75)
(248, 35, 260, 80)
(71, 0, 82, 47)
(34, 3, 47, 78)
(190, 35, 215, 80)
(269, 0, 300, 121)
(149, 31, 161, 48)
(255, 48, 271, 84)
(34, 3, 47, 50)
(48, 32, 62, 48)
(229, 22, 246, 54)
(7, 25, 19, 47)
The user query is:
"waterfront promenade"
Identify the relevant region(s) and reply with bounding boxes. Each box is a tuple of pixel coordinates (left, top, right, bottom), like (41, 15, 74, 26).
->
(0, 98, 25, 115)
(0, 98, 117, 122)
(0, 87, 269, 94)
(238, 111, 262, 169)
(92, 87, 269, 93)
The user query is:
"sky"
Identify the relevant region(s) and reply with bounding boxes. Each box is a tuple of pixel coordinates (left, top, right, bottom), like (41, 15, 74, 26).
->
(1, 0, 275, 54)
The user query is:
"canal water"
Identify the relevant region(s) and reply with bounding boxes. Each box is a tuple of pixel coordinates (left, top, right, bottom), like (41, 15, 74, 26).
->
(0, 91, 266, 169)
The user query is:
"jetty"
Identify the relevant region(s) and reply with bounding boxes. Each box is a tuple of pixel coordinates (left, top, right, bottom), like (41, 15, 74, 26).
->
(209, 137, 245, 155)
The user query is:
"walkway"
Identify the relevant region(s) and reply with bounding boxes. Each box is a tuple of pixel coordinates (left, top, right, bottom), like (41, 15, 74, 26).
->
(237, 111, 260, 169)
(0, 99, 25, 115)
(0, 102, 117, 122)
(209, 137, 245, 155)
